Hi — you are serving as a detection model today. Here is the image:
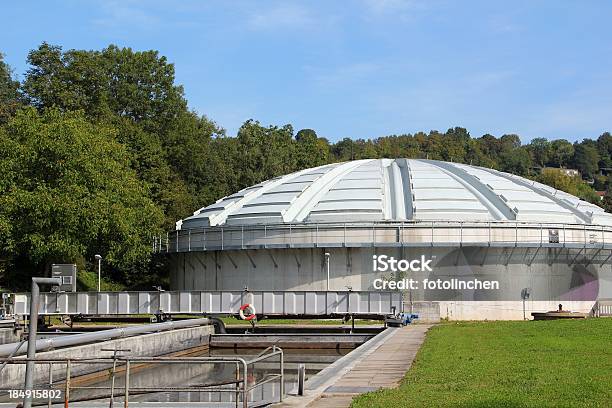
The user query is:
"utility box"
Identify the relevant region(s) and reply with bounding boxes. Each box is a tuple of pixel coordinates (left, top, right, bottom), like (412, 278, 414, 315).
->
(51, 264, 77, 292)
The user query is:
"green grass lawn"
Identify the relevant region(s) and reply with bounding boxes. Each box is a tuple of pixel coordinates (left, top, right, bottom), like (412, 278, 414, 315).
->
(352, 319, 611, 408)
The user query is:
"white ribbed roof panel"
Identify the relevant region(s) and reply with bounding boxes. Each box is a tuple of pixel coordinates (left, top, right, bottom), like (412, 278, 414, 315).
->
(179, 159, 610, 228)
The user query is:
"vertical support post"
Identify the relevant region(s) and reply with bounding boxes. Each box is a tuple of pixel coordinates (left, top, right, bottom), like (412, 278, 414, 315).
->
(373, 224, 376, 245)
(188, 229, 191, 252)
(235, 362, 240, 408)
(279, 346, 284, 402)
(242, 361, 248, 408)
(47, 362, 53, 408)
(297, 363, 305, 396)
(221, 227, 224, 250)
(515, 222, 518, 246)
(63, 360, 70, 408)
(431, 222, 434, 246)
(540, 223, 543, 245)
(124, 360, 130, 408)
(24, 277, 61, 408)
(176, 230, 179, 252)
(324, 253, 330, 291)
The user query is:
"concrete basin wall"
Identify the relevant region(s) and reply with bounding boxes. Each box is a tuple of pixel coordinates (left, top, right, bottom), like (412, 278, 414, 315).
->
(1, 324, 213, 389)
(0, 328, 19, 345)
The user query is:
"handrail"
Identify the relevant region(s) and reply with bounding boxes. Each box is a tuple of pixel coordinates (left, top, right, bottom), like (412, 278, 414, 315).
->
(0, 346, 284, 408)
(157, 220, 612, 253)
(0, 339, 25, 373)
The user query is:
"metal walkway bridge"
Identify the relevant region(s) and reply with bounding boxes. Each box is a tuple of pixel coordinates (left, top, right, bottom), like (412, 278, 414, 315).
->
(11, 290, 402, 318)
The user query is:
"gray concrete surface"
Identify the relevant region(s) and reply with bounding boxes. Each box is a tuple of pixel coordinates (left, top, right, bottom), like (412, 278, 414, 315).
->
(274, 324, 432, 408)
(0, 327, 19, 345)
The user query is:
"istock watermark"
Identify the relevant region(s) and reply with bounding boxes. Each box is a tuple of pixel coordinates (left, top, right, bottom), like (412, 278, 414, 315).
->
(373, 277, 500, 290)
(372, 254, 433, 272)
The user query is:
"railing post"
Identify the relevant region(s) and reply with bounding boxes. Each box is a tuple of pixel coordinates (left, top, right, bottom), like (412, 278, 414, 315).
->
(235, 362, 240, 408)
(47, 362, 53, 408)
(124, 360, 130, 408)
(279, 346, 284, 402)
(431, 222, 434, 246)
(373, 224, 376, 245)
(176, 230, 179, 252)
(188, 229, 191, 252)
(221, 227, 224, 250)
(242, 360, 248, 408)
(515, 222, 518, 246)
(64, 360, 71, 408)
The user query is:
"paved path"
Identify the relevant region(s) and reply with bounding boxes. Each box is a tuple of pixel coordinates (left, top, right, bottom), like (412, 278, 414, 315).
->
(275, 324, 432, 408)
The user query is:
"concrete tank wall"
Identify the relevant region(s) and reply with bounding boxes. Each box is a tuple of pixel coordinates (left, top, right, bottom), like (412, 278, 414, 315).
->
(0, 327, 20, 345)
(170, 246, 612, 320)
(1, 324, 213, 389)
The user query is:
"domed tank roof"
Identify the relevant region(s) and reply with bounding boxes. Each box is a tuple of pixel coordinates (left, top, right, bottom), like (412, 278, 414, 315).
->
(178, 159, 612, 228)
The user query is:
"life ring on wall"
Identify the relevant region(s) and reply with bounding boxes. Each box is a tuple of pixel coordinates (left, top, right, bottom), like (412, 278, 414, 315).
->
(239, 303, 256, 320)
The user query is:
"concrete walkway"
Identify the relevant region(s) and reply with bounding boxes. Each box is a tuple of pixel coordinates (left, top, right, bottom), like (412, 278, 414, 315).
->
(276, 324, 432, 408)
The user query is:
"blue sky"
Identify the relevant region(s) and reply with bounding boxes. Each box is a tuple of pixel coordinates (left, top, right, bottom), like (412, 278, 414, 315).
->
(2, 1, 612, 142)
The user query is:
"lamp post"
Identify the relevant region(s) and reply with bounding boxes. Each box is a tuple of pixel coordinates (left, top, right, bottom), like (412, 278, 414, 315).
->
(324, 252, 330, 291)
(95, 254, 102, 292)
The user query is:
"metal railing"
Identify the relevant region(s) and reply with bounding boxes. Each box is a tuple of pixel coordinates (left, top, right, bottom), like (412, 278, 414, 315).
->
(0, 346, 284, 407)
(591, 299, 612, 317)
(11, 290, 403, 317)
(154, 221, 612, 253)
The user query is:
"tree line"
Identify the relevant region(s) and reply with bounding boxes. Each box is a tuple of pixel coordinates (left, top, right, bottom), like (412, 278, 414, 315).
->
(0, 44, 609, 290)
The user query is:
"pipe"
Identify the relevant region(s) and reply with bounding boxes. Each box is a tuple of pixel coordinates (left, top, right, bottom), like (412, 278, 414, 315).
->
(0, 317, 210, 357)
(24, 277, 61, 408)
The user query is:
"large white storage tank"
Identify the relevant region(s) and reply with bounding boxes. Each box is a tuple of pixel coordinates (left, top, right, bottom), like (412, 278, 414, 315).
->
(160, 159, 612, 320)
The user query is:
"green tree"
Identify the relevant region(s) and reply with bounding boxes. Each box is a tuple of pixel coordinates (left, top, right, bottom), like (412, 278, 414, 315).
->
(573, 142, 600, 179)
(549, 139, 574, 168)
(0, 54, 22, 124)
(528, 137, 551, 167)
(537, 168, 601, 205)
(500, 147, 531, 176)
(295, 128, 329, 169)
(0, 108, 163, 285)
(23, 43, 187, 132)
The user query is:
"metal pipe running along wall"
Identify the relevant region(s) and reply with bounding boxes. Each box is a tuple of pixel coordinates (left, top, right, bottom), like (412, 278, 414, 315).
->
(0, 317, 210, 357)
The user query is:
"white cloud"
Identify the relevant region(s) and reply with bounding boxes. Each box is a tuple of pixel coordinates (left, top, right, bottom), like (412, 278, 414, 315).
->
(361, 0, 431, 21)
(92, 0, 160, 30)
(247, 3, 316, 31)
